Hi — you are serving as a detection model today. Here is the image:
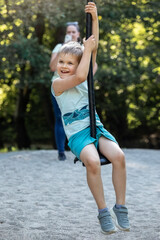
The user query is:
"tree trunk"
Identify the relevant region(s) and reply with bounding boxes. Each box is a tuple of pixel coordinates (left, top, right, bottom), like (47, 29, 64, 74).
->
(14, 86, 31, 149)
(39, 84, 56, 148)
(35, 13, 56, 148)
(0, 120, 4, 148)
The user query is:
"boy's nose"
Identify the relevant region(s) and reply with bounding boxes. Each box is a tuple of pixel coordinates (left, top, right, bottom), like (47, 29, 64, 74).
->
(63, 63, 68, 68)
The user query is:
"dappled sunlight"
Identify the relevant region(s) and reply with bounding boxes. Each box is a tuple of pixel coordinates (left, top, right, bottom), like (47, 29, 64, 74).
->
(0, 0, 159, 149)
(14, 19, 23, 27)
(127, 113, 141, 129)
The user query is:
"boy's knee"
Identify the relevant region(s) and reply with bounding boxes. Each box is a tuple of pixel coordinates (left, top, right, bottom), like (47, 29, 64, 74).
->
(85, 157, 100, 174)
(114, 150, 126, 168)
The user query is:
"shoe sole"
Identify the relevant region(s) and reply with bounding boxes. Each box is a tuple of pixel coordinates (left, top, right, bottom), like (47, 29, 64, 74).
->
(110, 209, 130, 232)
(98, 220, 117, 235)
(101, 229, 117, 235)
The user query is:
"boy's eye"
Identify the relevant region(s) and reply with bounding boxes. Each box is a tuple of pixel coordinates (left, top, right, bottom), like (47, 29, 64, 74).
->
(68, 62, 73, 65)
(59, 60, 63, 64)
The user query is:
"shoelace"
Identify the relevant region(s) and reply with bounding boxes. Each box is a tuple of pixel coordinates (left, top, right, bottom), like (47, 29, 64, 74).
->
(99, 213, 113, 227)
(116, 211, 129, 224)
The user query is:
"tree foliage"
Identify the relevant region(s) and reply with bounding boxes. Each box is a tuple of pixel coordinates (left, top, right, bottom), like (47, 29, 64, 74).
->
(96, 0, 160, 147)
(0, 0, 160, 149)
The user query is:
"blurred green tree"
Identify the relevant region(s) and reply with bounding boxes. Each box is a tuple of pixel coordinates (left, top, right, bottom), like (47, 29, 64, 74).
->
(95, 0, 160, 147)
(0, 0, 160, 149)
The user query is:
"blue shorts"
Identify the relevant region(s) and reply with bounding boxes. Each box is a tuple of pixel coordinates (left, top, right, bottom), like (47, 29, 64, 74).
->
(68, 126, 118, 160)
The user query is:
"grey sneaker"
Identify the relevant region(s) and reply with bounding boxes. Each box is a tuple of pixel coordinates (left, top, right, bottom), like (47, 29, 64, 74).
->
(98, 210, 116, 235)
(110, 205, 130, 231)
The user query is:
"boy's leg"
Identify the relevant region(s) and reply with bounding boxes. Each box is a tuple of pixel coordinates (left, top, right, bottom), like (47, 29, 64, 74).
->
(80, 143, 106, 209)
(80, 143, 116, 234)
(99, 137, 126, 205)
(99, 137, 130, 231)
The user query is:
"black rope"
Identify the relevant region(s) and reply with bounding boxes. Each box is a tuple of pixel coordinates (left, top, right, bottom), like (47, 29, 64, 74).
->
(74, 1, 111, 165)
(86, 3, 96, 139)
(86, 0, 110, 166)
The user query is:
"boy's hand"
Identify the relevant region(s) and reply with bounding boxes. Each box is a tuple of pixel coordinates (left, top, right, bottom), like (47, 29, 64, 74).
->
(83, 35, 96, 52)
(85, 2, 97, 21)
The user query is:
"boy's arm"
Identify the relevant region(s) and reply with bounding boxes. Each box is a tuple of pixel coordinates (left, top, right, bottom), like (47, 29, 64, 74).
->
(92, 14, 99, 68)
(85, 2, 99, 68)
(53, 35, 96, 96)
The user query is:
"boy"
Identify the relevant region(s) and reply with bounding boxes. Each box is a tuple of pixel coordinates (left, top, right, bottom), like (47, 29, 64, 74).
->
(52, 2, 130, 234)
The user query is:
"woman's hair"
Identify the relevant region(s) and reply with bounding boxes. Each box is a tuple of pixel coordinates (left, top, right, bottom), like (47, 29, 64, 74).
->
(59, 41, 84, 63)
(66, 22, 80, 32)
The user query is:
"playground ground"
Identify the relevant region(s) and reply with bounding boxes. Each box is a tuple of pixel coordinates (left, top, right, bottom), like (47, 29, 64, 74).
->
(0, 148, 160, 240)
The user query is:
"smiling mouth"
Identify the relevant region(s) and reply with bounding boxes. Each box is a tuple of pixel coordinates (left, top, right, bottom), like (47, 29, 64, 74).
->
(61, 70, 69, 73)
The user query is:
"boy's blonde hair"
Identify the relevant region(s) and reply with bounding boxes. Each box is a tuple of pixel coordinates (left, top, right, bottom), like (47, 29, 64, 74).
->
(59, 41, 84, 63)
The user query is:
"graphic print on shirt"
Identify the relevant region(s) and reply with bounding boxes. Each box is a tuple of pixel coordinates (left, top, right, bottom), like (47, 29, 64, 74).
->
(63, 105, 89, 126)
(63, 104, 101, 126)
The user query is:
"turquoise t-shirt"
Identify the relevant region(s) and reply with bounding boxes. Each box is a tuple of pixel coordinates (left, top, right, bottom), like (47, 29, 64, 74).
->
(52, 80, 103, 140)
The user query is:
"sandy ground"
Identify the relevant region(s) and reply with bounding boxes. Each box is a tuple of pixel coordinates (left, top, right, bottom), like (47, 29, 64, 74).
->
(0, 149, 160, 240)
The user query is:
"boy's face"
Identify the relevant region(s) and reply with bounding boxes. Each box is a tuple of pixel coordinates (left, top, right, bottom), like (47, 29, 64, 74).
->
(57, 53, 79, 79)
